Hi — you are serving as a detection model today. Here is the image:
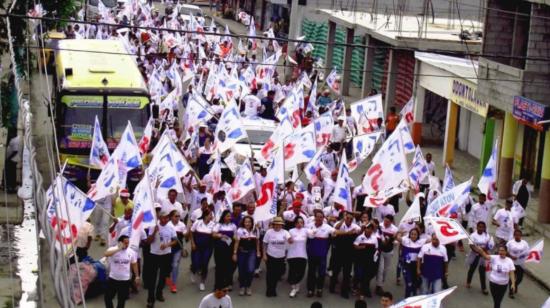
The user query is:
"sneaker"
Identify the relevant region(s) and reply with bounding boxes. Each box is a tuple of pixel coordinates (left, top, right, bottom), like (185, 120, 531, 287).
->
(327, 270, 333, 277)
(199, 283, 205, 291)
(239, 288, 245, 296)
(316, 289, 323, 298)
(246, 288, 252, 296)
(170, 284, 177, 293)
(289, 286, 298, 298)
(156, 294, 165, 302)
(254, 268, 261, 277)
(307, 290, 314, 298)
(190, 274, 196, 283)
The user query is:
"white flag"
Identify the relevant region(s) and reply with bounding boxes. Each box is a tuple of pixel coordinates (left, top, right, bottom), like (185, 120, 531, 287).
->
(443, 164, 455, 193)
(350, 94, 384, 135)
(400, 97, 415, 124)
(426, 178, 472, 217)
(391, 286, 457, 308)
(426, 217, 469, 245)
(478, 138, 499, 201)
(400, 192, 423, 224)
(284, 124, 316, 170)
(332, 150, 353, 211)
(88, 157, 120, 201)
(89, 115, 110, 168)
(525, 239, 544, 264)
(229, 160, 255, 202)
(363, 134, 409, 199)
(214, 100, 248, 153)
(352, 132, 380, 159)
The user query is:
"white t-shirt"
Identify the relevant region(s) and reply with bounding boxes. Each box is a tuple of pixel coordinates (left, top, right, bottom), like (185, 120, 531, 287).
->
(287, 228, 308, 259)
(148, 223, 177, 255)
(198, 293, 233, 308)
(190, 208, 204, 223)
(307, 223, 335, 238)
(506, 239, 530, 265)
(489, 255, 515, 285)
(242, 95, 262, 118)
(107, 247, 137, 281)
(493, 209, 514, 240)
(354, 233, 379, 248)
(191, 219, 217, 234)
(282, 210, 308, 223)
(236, 227, 259, 240)
(263, 229, 291, 258)
(418, 243, 448, 262)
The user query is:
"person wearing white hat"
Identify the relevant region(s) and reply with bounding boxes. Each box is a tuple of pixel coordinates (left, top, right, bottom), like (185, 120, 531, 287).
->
(263, 216, 291, 297)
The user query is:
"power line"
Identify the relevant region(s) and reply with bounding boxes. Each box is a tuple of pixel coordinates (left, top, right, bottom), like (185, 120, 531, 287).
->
(5, 12, 550, 63)
(15, 43, 549, 85)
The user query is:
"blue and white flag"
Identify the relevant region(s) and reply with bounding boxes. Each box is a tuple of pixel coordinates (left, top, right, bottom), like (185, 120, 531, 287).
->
(184, 94, 213, 132)
(314, 113, 333, 148)
(372, 119, 414, 162)
(426, 178, 472, 217)
(214, 100, 248, 153)
(409, 146, 429, 190)
(150, 132, 193, 179)
(88, 157, 120, 201)
(111, 121, 142, 171)
(89, 115, 110, 169)
(478, 139, 499, 201)
(150, 150, 184, 200)
(129, 173, 157, 251)
(304, 148, 327, 184)
(443, 164, 455, 193)
(353, 132, 380, 159)
(277, 85, 303, 128)
(230, 160, 255, 201)
(363, 134, 409, 200)
(284, 124, 316, 170)
(332, 150, 353, 211)
(47, 175, 95, 250)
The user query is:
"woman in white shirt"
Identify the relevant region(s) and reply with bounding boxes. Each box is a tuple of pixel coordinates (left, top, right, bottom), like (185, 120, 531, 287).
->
(167, 210, 187, 293)
(506, 229, 529, 298)
(287, 216, 308, 297)
(190, 209, 216, 291)
(213, 210, 238, 291)
(471, 244, 516, 308)
(466, 221, 493, 294)
(263, 217, 291, 297)
(233, 216, 260, 296)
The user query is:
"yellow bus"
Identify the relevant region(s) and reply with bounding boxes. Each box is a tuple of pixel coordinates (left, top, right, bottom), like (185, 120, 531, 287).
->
(53, 39, 150, 187)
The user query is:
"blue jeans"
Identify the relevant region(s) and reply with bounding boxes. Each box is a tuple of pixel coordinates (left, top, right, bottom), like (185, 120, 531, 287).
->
(171, 250, 182, 284)
(191, 245, 213, 280)
(237, 250, 256, 288)
(421, 276, 442, 294)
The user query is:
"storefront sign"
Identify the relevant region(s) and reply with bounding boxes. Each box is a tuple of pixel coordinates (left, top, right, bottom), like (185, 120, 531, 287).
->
(450, 79, 488, 117)
(513, 96, 549, 131)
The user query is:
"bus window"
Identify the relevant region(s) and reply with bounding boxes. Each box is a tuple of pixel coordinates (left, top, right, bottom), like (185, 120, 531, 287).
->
(106, 96, 149, 145)
(59, 95, 103, 153)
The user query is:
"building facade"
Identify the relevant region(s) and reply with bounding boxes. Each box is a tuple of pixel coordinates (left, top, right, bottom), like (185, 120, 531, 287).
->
(476, 0, 550, 222)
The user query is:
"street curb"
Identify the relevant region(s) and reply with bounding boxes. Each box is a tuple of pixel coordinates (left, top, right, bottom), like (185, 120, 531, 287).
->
(523, 267, 550, 293)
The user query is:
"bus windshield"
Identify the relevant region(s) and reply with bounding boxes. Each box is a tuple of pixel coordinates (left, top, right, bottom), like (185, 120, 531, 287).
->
(58, 95, 149, 154)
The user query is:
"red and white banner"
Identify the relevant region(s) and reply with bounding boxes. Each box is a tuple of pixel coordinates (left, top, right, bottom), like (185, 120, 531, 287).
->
(525, 239, 544, 264)
(425, 217, 469, 245)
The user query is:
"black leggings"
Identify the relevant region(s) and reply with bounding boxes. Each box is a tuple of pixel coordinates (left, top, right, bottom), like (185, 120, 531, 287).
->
(287, 258, 307, 285)
(490, 281, 508, 308)
(510, 265, 523, 292)
(266, 256, 286, 296)
(467, 255, 487, 290)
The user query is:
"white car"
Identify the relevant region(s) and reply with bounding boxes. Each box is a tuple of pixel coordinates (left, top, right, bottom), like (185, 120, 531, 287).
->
(179, 4, 205, 25)
(233, 117, 277, 160)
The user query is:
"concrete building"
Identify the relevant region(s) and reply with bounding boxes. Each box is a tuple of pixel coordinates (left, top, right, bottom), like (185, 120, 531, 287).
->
(476, 0, 550, 222)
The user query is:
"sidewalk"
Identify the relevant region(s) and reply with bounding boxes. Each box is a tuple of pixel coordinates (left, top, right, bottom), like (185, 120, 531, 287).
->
(423, 142, 550, 291)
